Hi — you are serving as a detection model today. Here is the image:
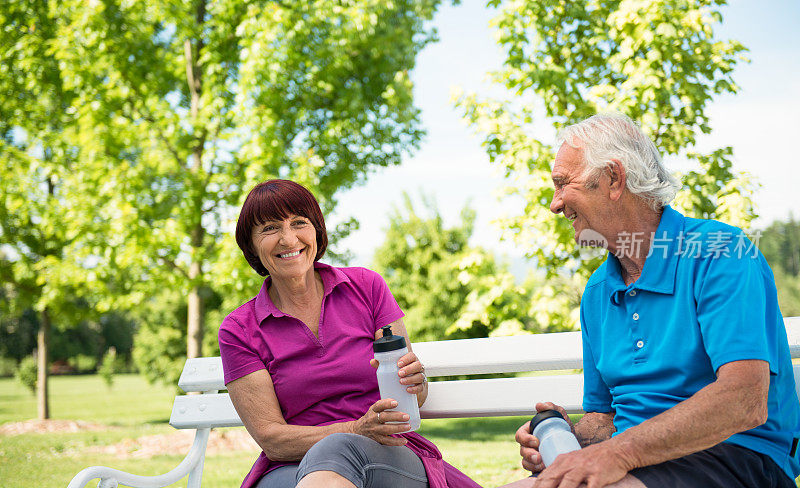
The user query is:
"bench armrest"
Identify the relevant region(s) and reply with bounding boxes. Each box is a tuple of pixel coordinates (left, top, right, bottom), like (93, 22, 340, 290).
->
(66, 429, 210, 488)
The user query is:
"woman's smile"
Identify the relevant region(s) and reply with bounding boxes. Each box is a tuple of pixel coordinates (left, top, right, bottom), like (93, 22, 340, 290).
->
(276, 248, 304, 259)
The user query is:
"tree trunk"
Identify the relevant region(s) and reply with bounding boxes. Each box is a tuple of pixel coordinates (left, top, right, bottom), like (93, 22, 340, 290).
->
(187, 257, 204, 359)
(184, 0, 207, 359)
(37, 307, 50, 420)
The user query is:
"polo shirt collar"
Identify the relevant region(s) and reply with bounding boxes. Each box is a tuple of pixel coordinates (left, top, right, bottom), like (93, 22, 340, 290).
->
(253, 262, 351, 323)
(603, 205, 684, 300)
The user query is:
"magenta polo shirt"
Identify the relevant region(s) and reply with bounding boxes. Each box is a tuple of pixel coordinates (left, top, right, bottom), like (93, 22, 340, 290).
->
(218, 262, 482, 488)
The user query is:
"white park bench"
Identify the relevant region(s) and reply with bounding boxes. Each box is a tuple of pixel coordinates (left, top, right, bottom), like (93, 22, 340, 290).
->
(68, 317, 800, 488)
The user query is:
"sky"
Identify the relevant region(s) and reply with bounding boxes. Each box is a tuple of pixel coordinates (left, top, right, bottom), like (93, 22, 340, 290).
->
(330, 0, 800, 268)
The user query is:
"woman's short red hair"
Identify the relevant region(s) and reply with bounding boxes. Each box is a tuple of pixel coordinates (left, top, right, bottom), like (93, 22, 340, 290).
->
(236, 180, 328, 276)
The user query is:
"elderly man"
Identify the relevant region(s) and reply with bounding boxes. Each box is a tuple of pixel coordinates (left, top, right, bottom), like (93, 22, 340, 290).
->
(506, 113, 800, 488)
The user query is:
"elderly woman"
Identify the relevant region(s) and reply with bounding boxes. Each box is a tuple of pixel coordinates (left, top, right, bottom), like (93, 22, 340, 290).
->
(219, 179, 482, 488)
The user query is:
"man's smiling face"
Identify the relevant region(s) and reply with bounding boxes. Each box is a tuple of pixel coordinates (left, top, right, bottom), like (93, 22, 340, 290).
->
(549, 142, 613, 248)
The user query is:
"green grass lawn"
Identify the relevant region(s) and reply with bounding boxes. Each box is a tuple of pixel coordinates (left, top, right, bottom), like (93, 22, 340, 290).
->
(6, 375, 796, 488)
(0, 373, 177, 426)
(0, 375, 527, 487)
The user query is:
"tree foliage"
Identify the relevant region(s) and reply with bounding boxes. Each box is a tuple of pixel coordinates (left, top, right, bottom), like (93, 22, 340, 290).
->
(372, 195, 538, 341)
(673, 146, 758, 229)
(132, 287, 222, 386)
(373, 195, 476, 341)
(760, 216, 800, 278)
(456, 0, 754, 331)
(759, 215, 800, 316)
(0, 0, 110, 416)
(1, 0, 439, 383)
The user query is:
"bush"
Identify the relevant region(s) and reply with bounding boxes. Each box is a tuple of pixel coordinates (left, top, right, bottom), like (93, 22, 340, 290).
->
(15, 356, 37, 394)
(99, 348, 117, 388)
(774, 269, 800, 317)
(132, 287, 222, 387)
(69, 354, 98, 373)
(133, 320, 185, 387)
(0, 356, 17, 377)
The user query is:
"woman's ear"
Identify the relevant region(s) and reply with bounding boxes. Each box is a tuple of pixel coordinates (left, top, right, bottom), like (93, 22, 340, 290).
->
(607, 160, 626, 201)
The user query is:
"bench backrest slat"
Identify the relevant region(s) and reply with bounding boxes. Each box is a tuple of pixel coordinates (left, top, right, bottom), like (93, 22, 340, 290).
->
(178, 331, 586, 392)
(178, 357, 225, 393)
(179, 318, 800, 393)
(171, 318, 800, 428)
(171, 393, 241, 429)
(169, 374, 586, 428)
(170, 363, 800, 428)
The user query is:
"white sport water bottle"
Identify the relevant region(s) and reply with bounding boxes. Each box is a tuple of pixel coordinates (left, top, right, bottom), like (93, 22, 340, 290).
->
(373, 325, 421, 433)
(530, 409, 582, 466)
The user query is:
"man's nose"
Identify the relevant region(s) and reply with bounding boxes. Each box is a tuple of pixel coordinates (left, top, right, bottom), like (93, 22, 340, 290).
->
(550, 191, 563, 215)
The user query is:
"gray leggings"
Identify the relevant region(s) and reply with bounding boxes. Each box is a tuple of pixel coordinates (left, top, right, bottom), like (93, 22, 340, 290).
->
(255, 433, 429, 488)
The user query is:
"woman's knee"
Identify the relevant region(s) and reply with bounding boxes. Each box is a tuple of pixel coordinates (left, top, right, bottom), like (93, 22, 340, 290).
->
(299, 433, 427, 488)
(297, 434, 369, 487)
(299, 433, 371, 478)
(311, 432, 366, 449)
(304, 433, 371, 462)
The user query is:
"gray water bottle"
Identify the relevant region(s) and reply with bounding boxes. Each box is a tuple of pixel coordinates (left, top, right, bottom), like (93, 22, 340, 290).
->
(530, 409, 582, 466)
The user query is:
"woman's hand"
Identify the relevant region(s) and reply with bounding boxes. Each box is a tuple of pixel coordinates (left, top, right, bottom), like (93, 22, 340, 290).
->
(370, 351, 427, 395)
(371, 319, 429, 406)
(351, 398, 411, 446)
(398, 351, 427, 395)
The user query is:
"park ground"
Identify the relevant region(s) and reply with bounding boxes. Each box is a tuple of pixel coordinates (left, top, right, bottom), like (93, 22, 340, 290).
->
(4, 375, 798, 487)
(0, 374, 530, 487)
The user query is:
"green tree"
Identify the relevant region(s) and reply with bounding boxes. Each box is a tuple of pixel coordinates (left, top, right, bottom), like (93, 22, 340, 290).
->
(759, 215, 800, 316)
(760, 215, 800, 277)
(372, 194, 535, 340)
(1, 0, 439, 384)
(0, 0, 108, 417)
(771, 270, 800, 318)
(132, 286, 223, 385)
(673, 147, 759, 230)
(456, 0, 754, 331)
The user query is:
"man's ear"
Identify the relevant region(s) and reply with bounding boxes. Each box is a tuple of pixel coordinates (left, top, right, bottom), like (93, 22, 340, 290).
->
(607, 160, 626, 201)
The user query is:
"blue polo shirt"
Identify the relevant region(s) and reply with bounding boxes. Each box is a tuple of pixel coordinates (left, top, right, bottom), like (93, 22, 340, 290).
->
(580, 206, 800, 480)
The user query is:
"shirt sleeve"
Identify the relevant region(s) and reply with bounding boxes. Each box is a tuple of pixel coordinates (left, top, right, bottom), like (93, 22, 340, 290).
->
(366, 269, 405, 332)
(218, 315, 267, 385)
(580, 302, 614, 413)
(695, 231, 774, 375)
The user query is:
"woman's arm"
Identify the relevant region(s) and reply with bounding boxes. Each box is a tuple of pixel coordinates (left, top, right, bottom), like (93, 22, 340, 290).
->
(227, 368, 411, 461)
(373, 318, 429, 407)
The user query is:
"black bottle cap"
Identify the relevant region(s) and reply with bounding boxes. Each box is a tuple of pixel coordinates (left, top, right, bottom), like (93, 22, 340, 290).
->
(529, 409, 566, 433)
(373, 325, 407, 352)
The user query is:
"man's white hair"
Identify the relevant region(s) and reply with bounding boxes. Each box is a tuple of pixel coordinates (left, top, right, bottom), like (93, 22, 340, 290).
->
(557, 113, 680, 210)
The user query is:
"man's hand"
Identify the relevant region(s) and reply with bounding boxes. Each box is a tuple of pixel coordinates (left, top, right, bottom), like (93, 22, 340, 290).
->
(515, 419, 544, 473)
(533, 441, 632, 488)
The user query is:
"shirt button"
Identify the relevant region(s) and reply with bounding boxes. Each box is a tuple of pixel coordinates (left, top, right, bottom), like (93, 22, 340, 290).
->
(636, 340, 645, 349)
(629, 290, 637, 296)
(632, 313, 639, 320)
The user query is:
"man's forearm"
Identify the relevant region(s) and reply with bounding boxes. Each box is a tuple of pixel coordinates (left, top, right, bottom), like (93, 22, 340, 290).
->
(574, 411, 616, 447)
(602, 360, 769, 472)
